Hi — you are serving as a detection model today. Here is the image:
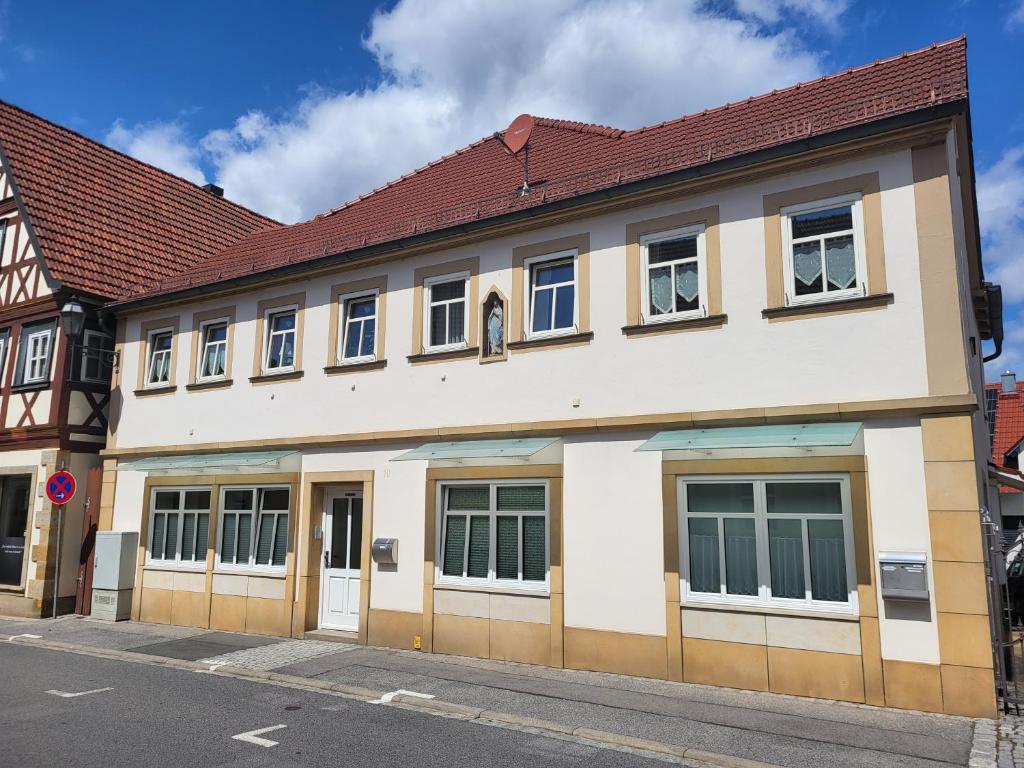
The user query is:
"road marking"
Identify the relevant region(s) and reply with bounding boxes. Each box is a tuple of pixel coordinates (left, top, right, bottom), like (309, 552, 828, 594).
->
(372, 689, 435, 704)
(232, 725, 286, 747)
(46, 687, 113, 698)
(196, 662, 227, 674)
(6, 634, 42, 641)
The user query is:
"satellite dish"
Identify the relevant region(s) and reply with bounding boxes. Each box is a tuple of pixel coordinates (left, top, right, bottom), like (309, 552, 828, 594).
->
(504, 114, 534, 154)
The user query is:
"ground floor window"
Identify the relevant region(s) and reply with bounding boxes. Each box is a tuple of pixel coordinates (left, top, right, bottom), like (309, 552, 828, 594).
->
(438, 480, 548, 589)
(217, 486, 290, 570)
(679, 475, 856, 612)
(0, 474, 31, 585)
(148, 488, 212, 566)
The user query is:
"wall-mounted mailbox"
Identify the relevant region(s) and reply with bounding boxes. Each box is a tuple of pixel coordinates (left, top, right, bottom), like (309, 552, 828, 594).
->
(879, 551, 929, 600)
(372, 538, 398, 565)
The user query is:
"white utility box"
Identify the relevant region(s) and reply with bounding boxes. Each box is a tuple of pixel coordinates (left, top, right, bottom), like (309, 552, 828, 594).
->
(90, 531, 138, 621)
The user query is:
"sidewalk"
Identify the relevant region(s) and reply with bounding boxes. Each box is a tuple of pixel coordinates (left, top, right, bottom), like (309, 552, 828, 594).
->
(0, 613, 993, 768)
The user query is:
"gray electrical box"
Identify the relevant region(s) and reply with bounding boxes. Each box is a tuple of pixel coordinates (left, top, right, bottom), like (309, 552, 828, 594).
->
(879, 551, 929, 601)
(91, 531, 138, 621)
(372, 538, 398, 565)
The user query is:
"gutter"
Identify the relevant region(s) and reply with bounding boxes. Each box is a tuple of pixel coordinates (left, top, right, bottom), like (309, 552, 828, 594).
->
(111, 100, 968, 314)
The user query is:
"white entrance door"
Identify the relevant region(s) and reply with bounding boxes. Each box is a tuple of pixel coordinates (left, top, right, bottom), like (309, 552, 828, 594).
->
(319, 491, 363, 631)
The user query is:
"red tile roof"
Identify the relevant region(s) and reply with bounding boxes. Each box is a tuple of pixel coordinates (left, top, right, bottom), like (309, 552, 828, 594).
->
(125, 37, 969, 303)
(0, 100, 277, 299)
(990, 379, 1024, 494)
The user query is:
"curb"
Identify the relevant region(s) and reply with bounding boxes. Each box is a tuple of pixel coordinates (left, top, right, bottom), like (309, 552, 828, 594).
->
(7, 634, 782, 768)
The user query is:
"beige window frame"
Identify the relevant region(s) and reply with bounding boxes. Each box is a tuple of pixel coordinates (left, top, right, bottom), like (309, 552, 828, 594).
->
(762, 173, 888, 319)
(188, 306, 236, 387)
(511, 233, 590, 351)
(410, 257, 479, 361)
(327, 275, 387, 368)
(136, 316, 180, 393)
(252, 292, 305, 379)
(625, 206, 722, 335)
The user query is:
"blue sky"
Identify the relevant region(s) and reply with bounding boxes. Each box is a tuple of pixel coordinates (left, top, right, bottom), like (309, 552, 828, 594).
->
(1, 0, 1023, 374)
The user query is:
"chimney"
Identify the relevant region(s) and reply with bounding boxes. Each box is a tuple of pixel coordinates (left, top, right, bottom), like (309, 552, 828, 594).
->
(1002, 370, 1017, 395)
(202, 183, 224, 198)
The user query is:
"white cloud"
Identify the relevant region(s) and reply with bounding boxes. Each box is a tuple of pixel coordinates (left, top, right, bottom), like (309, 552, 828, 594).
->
(1009, 0, 1024, 29)
(978, 146, 1024, 376)
(106, 120, 207, 186)
(733, 0, 849, 28)
(108, 0, 834, 223)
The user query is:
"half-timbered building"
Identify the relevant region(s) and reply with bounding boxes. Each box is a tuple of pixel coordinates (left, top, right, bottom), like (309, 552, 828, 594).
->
(0, 101, 275, 616)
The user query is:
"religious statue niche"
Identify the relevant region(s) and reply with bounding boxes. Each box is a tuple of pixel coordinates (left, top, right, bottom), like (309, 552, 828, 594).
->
(482, 290, 505, 360)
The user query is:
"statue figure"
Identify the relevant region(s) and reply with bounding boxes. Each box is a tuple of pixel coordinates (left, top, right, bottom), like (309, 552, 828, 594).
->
(486, 295, 504, 357)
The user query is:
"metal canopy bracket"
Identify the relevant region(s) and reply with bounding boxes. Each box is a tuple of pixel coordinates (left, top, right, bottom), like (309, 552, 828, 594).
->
(392, 437, 558, 462)
(636, 422, 863, 451)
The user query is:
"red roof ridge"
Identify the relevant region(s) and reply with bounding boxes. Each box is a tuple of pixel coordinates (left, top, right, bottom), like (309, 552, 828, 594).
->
(622, 36, 967, 139)
(532, 117, 625, 138)
(0, 98, 279, 227)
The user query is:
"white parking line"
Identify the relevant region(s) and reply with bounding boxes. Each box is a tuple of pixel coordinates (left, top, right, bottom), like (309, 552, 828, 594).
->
(232, 724, 287, 747)
(372, 689, 436, 704)
(6, 634, 42, 641)
(46, 687, 113, 698)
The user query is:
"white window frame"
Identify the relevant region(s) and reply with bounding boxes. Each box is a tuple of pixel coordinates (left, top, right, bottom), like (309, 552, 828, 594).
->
(215, 485, 291, 573)
(80, 329, 111, 383)
(423, 272, 469, 353)
(338, 289, 379, 364)
(145, 328, 174, 389)
(678, 474, 858, 615)
(0, 331, 8, 382)
(524, 249, 579, 340)
(780, 193, 867, 307)
(436, 479, 550, 592)
(640, 224, 708, 324)
(262, 306, 298, 374)
(23, 328, 53, 384)
(146, 486, 212, 570)
(197, 318, 229, 382)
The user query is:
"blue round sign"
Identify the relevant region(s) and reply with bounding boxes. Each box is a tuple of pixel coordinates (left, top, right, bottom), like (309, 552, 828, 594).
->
(46, 470, 76, 505)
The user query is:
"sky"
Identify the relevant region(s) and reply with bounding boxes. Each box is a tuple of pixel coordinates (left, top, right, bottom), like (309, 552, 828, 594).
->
(1, 0, 1022, 375)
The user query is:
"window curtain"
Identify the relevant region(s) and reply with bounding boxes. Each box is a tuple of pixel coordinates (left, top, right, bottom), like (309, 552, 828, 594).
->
(688, 518, 719, 593)
(808, 519, 847, 601)
(769, 519, 805, 599)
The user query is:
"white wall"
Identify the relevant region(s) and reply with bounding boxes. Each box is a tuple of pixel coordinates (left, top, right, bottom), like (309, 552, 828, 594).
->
(863, 419, 940, 664)
(114, 148, 932, 450)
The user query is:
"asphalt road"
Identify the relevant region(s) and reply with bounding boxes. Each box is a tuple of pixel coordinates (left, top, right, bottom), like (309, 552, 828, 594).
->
(0, 642, 669, 768)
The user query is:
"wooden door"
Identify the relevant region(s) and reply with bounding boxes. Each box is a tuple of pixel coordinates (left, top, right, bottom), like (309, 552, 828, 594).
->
(74, 466, 102, 615)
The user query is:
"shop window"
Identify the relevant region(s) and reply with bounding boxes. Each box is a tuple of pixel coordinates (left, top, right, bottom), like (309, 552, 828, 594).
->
(147, 488, 212, 567)
(217, 486, 290, 570)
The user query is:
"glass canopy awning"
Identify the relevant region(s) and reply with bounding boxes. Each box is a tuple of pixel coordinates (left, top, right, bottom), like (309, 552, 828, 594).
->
(392, 437, 558, 461)
(116, 450, 298, 471)
(637, 422, 862, 451)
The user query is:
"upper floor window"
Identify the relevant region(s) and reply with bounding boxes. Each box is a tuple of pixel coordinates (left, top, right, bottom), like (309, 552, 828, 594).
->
(340, 292, 377, 363)
(526, 251, 577, 337)
(263, 308, 297, 373)
(0, 328, 9, 382)
(680, 475, 856, 613)
(145, 329, 174, 388)
(438, 481, 548, 590)
(148, 488, 211, 567)
(198, 319, 228, 381)
(80, 329, 112, 383)
(13, 320, 57, 387)
(781, 195, 866, 305)
(641, 226, 706, 322)
(217, 486, 290, 570)
(425, 274, 468, 351)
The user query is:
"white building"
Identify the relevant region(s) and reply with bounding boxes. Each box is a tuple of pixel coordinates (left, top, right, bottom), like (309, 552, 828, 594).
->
(102, 39, 1001, 717)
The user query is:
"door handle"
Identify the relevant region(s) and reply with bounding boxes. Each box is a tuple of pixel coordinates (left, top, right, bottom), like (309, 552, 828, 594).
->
(324, 550, 329, 569)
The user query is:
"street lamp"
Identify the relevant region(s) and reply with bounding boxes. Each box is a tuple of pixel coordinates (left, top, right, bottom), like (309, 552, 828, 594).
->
(59, 297, 86, 342)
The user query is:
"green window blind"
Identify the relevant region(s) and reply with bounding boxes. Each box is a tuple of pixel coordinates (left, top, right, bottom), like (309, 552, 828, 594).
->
(151, 513, 166, 560)
(272, 514, 288, 566)
(496, 485, 544, 511)
(195, 514, 209, 561)
(181, 513, 196, 561)
(467, 516, 489, 578)
(769, 518, 805, 599)
(164, 513, 178, 560)
(236, 513, 252, 564)
(221, 515, 236, 564)
(447, 486, 489, 511)
(724, 518, 757, 596)
(255, 514, 274, 565)
(522, 516, 545, 581)
(496, 516, 518, 579)
(688, 518, 719, 593)
(442, 516, 466, 576)
(808, 519, 846, 601)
